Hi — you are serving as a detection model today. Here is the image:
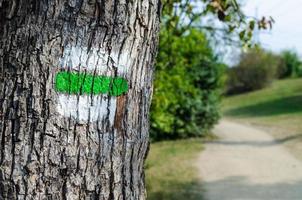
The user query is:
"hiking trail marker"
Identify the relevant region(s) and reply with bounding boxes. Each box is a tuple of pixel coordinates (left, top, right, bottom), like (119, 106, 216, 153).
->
(55, 46, 130, 123)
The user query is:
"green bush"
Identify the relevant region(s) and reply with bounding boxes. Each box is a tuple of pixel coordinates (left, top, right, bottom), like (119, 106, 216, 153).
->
(226, 48, 280, 94)
(150, 28, 224, 141)
(278, 50, 302, 78)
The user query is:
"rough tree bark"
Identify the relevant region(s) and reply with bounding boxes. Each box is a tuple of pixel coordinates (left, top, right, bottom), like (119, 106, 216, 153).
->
(0, 0, 160, 199)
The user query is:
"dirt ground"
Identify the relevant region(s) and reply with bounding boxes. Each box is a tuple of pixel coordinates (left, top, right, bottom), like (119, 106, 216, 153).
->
(197, 120, 302, 200)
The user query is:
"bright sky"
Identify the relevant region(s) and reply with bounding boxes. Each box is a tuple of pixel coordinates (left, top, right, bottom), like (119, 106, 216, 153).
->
(243, 0, 302, 54)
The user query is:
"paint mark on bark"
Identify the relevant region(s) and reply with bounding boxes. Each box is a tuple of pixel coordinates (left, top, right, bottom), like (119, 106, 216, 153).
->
(56, 46, 130, 123)
(59, 46, 130, 75)
(114, 95, 126, 132)
(55, 71, 128, 96)
(57, 95, 117, 123)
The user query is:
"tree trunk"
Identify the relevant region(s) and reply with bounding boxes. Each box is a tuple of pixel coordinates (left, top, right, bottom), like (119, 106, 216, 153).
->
(0, 0, 160, 199)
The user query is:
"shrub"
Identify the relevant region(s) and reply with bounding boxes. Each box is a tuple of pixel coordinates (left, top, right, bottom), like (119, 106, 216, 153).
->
(226, 48, 280, 94)
(278, 50, 302, 78)
(150, 28, 224, 141)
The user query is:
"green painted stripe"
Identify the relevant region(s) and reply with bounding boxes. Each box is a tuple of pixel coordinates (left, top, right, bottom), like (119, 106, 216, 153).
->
(55, 71, 128, 96)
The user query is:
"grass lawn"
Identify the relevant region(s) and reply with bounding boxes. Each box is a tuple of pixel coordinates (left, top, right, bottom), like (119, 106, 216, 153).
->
(223, 78, 302, 130)
(223, 78, 302, 159)
(146, 139, 205, 200)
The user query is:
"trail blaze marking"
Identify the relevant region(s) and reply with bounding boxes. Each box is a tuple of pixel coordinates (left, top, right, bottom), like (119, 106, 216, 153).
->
(56, 46, 131, 122)
(55, 71, 128, 96)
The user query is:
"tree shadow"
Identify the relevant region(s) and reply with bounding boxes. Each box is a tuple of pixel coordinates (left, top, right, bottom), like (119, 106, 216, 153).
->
(205, 133, 302, 147)
(225, 95, 302, 117)
(202, 176, 302, 200)
(147, 180, 206, 200)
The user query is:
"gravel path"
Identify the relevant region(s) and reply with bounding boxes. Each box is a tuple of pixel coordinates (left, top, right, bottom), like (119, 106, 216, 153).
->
(198, 120, 302, 200)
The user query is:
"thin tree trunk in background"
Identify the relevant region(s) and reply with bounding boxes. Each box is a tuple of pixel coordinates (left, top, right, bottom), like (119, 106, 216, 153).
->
(0, 0, 160, 199)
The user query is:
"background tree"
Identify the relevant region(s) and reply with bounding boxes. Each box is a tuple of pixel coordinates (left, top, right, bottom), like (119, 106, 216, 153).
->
(150, 0, 274, 140)
(151, 28, 224, 140)
(226, 48, 281, 94)
(161, 0, 274, 47)
(278, 50, 302, 78)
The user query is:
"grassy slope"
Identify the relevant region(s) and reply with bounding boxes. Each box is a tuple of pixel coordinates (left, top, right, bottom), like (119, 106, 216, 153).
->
(223, 78, 302, 160)
(146, 139, 205, 200)
(223, 78, 302, 131)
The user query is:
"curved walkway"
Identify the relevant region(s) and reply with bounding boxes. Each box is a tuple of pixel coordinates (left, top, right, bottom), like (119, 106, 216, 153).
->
(198, 120, 302, 200)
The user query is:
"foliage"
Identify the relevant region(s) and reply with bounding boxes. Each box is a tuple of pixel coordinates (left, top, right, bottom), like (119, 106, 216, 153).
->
(226, 48, 280, 94)
(146, 139, 205, 200)
(149, 0, 274, 140)
(161, 0, 274, 47)
(278, 50, 302, 78)
(150, 28, 224, 140)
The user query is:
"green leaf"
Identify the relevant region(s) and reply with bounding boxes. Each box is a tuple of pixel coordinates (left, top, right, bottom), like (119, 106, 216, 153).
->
(218, 10, 226, 21)
(249, 21, 255, 30)
(239, 30, 246, 40)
